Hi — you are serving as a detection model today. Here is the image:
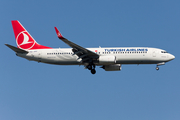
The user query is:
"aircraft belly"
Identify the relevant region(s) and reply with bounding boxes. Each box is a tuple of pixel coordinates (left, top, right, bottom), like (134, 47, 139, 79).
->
(41, 54, 79, 65)
(43, 61, 80, 65)
(116, 55, 163, 64)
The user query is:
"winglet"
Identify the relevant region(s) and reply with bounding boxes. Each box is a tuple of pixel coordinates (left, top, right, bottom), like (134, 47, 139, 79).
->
(54, 27, 65, 39)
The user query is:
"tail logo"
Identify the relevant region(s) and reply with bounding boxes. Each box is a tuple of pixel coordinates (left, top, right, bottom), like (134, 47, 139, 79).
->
(16, 31, 35, 49)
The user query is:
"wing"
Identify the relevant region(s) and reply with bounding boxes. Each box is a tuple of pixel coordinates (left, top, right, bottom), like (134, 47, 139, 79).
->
(54, 27, 99, 63)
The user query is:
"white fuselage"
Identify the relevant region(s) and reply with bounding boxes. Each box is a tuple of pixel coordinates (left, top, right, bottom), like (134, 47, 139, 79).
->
(8, 20, 175, 74)
(17, 47, 175, 66)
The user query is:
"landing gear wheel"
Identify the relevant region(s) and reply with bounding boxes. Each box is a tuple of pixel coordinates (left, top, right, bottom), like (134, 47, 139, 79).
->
(156, 67, 159, 70)
(91, 69, 96, 74)
(87, 65, 92, 70)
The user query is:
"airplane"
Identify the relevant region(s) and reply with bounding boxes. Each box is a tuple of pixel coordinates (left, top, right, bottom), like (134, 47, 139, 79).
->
(5, 20, 175, 74)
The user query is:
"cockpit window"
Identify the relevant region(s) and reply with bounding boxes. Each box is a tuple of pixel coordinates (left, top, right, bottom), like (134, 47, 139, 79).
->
(161, 51, 168, 53)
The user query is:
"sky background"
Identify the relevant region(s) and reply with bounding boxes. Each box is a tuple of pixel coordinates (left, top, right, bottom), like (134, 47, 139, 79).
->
(0, 0, 180, 120)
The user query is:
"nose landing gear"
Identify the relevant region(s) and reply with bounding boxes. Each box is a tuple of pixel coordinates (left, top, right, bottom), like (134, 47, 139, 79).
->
(156, 62, 165, 71)
(156, 66, 159, 70)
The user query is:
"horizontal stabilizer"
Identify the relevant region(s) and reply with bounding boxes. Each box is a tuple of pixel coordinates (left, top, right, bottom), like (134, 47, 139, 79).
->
(5, 44, 28, 53)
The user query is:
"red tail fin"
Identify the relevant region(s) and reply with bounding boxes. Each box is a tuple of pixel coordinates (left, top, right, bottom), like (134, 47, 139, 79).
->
(11, 20, 52, 50)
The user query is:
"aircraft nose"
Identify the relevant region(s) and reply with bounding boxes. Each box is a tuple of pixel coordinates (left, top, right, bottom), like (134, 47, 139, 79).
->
(168, 54, 175, 60)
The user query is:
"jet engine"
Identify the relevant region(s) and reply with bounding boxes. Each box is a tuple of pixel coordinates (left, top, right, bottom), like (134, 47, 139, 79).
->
(102, 64, 121, 71)
(98, 56, 116, 64)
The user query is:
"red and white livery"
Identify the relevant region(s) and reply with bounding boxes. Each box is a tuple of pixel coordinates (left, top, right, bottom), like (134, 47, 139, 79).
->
(6, 20, 175, 74)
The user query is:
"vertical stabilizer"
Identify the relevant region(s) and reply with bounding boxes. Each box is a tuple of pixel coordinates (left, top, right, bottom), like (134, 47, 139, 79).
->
(11, 20, 51, 50)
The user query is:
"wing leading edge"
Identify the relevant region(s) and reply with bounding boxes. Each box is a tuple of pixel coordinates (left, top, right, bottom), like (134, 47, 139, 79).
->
(54, 27, 99, 63)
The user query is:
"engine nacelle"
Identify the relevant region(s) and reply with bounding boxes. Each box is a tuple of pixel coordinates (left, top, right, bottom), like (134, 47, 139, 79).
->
(99, 56, 116, 64)
(103, 64, 121, 71)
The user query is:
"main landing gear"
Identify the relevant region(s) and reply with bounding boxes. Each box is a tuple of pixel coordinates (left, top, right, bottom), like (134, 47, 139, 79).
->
(91, 69, 96, 74)
(86, 64, 96, 74)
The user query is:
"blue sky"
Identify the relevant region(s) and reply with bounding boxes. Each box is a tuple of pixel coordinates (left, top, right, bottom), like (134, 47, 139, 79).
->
(1, 0, 180, 120)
